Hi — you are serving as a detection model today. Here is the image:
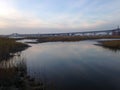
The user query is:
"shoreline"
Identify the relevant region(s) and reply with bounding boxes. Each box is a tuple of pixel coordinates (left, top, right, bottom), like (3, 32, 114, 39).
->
(24, 35, 120, 43)
(1, 36, 120, 61)
(0, 36, 120, 89)
(0, 37, 30, 61)
(0, 37, 44, 90)
(98, 40, 120, 50)
(24, 36, 120, 50)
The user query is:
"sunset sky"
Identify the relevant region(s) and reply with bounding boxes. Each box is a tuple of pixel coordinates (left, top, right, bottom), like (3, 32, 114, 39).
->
(0, 0, 120, 34)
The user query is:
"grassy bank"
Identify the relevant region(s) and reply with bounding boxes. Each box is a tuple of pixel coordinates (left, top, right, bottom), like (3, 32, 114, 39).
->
(36, 35, 120, 43)
(100, 40, 120, 49)
(0, 37, 29, 60)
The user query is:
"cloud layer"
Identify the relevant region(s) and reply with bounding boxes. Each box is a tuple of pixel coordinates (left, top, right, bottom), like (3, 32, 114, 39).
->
(0, 0, 120, 34)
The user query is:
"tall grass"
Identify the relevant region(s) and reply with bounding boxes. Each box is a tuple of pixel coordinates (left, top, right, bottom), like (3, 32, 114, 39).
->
(101, 40, 120, 49)
(37, 35, 120, 43)
(0, 37, 29, 60)
(0, 55, 45, 90)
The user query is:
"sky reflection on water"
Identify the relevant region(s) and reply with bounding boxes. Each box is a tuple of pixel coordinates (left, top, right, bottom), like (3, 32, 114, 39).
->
(22, 41, 120, 90)
(1, 41, 120, 90)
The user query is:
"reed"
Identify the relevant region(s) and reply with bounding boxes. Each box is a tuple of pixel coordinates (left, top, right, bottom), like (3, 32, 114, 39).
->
(0, 37, 29, 60)
(0, 63, 44, 90)
(100, 40, 120, 49)
(37, 35, 120, 43)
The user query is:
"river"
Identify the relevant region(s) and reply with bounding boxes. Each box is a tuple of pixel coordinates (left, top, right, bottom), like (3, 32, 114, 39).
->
(1, 40, 120, 90)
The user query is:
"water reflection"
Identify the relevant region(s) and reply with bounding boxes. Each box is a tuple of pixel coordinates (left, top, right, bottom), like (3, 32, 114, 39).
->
(0, 53, 27, 89)
(23, 41, 120, 90)
(0, 53, 25, 68)
(1, 40, 120, 90)
(100, 45, 120, 52)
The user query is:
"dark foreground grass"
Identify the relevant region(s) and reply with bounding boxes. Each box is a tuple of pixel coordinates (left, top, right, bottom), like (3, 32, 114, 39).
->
(100, 40, 120, 49)
(0, 37, 29, 60)
(0, 61, 44, 90)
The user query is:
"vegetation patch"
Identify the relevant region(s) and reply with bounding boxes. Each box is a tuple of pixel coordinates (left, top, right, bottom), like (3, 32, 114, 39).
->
(36, 36, 120, 43)
(99, 40, 120, 49)
(0, 61, 44, 90)
(0, 37, 29, 60)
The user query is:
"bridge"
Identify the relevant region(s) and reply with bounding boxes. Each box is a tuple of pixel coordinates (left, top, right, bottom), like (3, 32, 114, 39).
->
(8, 27, 120, 38)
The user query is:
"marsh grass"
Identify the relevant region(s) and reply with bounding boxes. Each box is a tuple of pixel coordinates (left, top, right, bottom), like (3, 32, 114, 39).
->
(0, 37, 29, 60)
(37, 35, 120, 43)
(100, 40, 120, 49)
(0, 63, 44, 90)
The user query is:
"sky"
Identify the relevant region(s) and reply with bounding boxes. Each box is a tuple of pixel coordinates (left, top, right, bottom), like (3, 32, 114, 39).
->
(0, 0, 120, 34)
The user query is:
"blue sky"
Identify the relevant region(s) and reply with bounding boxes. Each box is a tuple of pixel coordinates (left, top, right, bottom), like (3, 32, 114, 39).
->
(0, 0, 120, 34)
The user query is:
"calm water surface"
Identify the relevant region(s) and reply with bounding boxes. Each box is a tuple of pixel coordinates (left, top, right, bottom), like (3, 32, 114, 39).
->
(1, 40, 120, 90)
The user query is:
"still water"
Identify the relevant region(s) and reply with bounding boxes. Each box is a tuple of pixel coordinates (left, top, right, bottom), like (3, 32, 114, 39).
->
(1, 40, 120, 90)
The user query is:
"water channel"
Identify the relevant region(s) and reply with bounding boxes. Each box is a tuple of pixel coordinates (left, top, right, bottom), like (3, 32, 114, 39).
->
(0, 40, 120, 90)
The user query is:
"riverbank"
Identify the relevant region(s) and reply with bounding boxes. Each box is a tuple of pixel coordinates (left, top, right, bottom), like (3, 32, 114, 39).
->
(0, 37, 29, 60)
(26, 35, 120, 50)
(99, 40, 120, 49)
(26, 35, 120, 43)
(16, 39, 120, 90)
(0, 37, 44, 90)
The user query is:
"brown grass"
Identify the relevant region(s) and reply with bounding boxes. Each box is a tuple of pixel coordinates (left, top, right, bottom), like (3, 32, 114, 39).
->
(100, 40, 120, 49)
(37, 35, 120, 43)
(0, 37, 29, 60)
